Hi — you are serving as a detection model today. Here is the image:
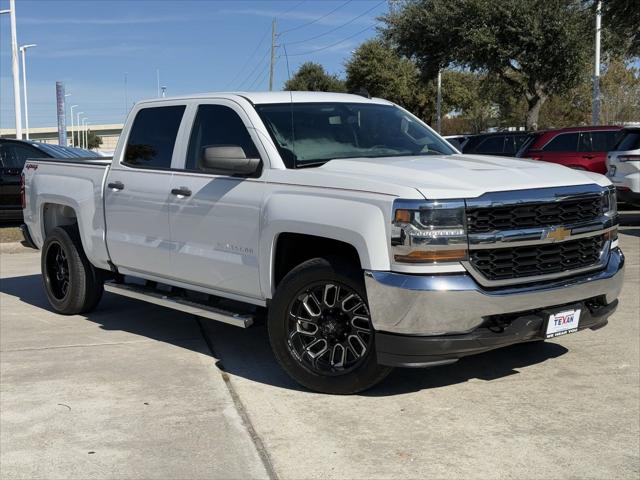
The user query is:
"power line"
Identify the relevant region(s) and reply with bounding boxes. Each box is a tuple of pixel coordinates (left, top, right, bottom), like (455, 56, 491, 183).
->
(249, 60, 275, 91)
(225, 26, 271, 89)
(285, 0, 384, 46)
(288, 24, 377, 57)
(237, 47, 271, 90)
(278, 0, 353, 36)
(277, 0, 307, 18)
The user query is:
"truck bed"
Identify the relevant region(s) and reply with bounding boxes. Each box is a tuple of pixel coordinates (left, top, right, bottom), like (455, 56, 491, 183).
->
(22, 157, 113, 270)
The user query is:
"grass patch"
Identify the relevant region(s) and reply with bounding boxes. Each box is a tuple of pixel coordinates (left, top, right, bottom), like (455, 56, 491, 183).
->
(0, 227, 23, 243)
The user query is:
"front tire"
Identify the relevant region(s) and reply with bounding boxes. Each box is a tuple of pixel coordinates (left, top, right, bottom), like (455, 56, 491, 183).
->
(41, 225, 104, 315)
(268, 257, 392, 394)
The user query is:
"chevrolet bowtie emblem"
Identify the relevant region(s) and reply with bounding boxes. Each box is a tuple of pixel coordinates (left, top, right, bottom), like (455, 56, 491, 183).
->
(544, 226, 571, 242)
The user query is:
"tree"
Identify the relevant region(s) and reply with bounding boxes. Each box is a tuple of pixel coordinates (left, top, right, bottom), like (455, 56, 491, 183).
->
(603, 0, 640, 58)
(600, 57, 640, 124)
(345, 40, 428, 114)
(87, 131, 103, 150)
(284, 62, 346, 92)
(383, 0, 593, 130)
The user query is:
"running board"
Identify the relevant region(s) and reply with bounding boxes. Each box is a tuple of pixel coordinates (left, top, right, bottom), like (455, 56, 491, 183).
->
(104, 281, 254, 328)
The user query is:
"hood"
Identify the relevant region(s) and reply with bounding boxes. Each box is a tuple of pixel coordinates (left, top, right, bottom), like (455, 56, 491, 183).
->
(317, 154, 611, 199)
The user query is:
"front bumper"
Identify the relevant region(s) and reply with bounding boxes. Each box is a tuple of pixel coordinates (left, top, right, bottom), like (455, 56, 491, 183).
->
(365, 248, 624, 334)
(376, 299, 617, 367)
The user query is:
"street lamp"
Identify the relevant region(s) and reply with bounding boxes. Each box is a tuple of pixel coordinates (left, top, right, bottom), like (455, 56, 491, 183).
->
(85, 121, 90, 150)
(19, 43, 37, 139)
(76, 111, 84, 147)
(82, 118, 88, 149)
(70, 104, 79, 147)
(1, 0, 23, 139)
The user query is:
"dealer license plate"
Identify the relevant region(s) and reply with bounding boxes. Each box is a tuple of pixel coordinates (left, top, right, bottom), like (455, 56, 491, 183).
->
(546, 309, 581, 338)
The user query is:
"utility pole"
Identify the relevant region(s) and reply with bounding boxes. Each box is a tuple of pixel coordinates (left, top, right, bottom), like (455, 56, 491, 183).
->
(436, 70, 442, 133)
(269, 19, 276, 91)
(592, 0, 602, 125)
(70, 105, 78, 147)
(1, 1, 23, 139)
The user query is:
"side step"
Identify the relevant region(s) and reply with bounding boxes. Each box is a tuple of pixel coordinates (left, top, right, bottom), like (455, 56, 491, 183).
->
(104, 281, 254, 328)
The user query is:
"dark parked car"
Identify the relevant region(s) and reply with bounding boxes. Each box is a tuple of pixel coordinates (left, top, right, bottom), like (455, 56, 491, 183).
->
(0, 139, 99, 222)
(461, 131, 531, 157)
(516, 126, 622, 174)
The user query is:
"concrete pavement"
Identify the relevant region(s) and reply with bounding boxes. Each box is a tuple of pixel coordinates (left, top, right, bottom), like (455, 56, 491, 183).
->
(1, 216, 638, 479)
(0, 254, 270, 479)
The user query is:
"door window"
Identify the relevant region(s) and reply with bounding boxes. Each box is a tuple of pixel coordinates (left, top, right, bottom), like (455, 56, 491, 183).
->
(590, 131, 619, 151)
(185, 104, 259, 171)
(124, 106, 185, 169)
(542, 133, 579, 152)
(474, 136, 505, 154)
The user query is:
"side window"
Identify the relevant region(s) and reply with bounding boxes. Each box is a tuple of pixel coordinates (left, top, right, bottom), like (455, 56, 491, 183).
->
(185, 104, 259, 171)
(543, 133, 579, 152)
(578, 132, 593, 152)
(475, 136, 505, 154)
(591, 131, 619, 151)
(124, 105, 185, 169)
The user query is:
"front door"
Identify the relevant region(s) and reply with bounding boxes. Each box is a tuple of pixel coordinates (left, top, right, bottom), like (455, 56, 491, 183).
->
(105, 104, 185, 278)
(168, 102, 264, 300)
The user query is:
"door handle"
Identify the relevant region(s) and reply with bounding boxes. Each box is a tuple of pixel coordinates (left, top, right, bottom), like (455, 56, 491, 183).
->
(108, 181, 124, 190)
(582, 155, 595, 159)
(171, 187, 192, 197)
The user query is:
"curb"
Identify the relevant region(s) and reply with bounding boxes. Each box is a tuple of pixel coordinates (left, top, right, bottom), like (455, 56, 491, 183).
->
(0, 242, 32, 254)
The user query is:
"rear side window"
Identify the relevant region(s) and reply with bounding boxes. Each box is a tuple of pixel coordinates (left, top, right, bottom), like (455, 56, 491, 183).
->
(543, 133, 579, 152)
(590, 131, 620, 151)
(124, 106, 185, 169)
(617, 131, 640, 150)
(185, 104, 259, 171)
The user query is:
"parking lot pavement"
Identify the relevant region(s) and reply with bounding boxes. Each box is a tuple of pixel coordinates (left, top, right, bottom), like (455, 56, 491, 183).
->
(202, 228, 639, 480)
(0, 214, 638, 480)
(0, 254, 270, 479)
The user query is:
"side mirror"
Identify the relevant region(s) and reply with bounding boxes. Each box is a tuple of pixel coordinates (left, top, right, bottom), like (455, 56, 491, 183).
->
(200, 145, 260, 175)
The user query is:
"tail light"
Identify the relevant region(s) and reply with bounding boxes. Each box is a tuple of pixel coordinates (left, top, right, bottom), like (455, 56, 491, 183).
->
(618, 155, 640, 162)
(20, 172, 26, 209)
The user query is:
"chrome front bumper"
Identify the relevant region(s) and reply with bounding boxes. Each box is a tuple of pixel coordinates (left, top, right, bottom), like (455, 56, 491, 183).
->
(364, 248, 624, 336)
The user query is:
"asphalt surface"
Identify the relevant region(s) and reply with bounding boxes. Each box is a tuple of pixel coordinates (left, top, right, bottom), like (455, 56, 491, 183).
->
(1, 212, 638, 479)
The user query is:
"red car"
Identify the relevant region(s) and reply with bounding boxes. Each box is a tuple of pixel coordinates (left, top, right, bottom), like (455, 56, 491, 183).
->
(516, 126, 622, 174)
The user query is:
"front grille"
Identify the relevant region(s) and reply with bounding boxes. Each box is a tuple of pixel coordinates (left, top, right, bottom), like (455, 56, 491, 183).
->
(466, 196, 603, 233)
(469, 235, 605, 281)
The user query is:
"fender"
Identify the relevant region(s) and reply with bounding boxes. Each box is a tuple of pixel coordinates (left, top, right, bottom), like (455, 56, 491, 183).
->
(30, 169, 111, 270)
(259, 191, 391, 298)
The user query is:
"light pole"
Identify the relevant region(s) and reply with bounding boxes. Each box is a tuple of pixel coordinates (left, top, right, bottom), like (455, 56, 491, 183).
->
(592, 0, 602, 125)
(70, 105, 78, 147)
(76, 111, 84, 147)
(19, 44, 37, 139)
(0, 1, 23, 139)
(82, 118, 88, 149)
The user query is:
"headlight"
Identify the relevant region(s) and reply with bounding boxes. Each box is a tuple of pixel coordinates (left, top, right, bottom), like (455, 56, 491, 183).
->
(602, 185, 617, 218)
(391, 199, 468, 263)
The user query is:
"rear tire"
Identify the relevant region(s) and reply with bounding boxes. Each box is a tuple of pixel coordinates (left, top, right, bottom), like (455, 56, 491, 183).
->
(268, 256, 392, 394)
(41, 225, 104, 315)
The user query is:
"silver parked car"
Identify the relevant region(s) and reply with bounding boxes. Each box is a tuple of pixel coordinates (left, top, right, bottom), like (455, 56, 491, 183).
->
(606, 126, 640, 207)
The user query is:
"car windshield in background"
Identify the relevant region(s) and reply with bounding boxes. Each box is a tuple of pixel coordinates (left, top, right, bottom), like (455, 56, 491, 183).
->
(255, 103, 455, 168)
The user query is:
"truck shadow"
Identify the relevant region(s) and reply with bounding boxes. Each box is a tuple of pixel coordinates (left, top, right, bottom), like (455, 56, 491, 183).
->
(1, 273, 568, 396)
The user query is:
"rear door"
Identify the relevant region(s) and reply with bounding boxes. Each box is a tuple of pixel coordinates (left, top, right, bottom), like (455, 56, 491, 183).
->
(104, 104, 186, 278)
(168, 100, 265, 300)
(578, 130, 620, 174)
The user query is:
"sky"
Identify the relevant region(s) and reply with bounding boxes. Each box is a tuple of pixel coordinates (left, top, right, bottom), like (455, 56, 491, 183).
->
(0, 0, 388, 129)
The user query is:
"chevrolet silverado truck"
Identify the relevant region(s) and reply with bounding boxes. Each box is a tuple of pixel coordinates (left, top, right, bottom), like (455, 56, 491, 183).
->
(21, 92, 624, 394)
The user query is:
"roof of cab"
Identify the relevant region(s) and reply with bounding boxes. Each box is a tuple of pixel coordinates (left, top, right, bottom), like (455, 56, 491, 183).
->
(136, 91, 394, 106)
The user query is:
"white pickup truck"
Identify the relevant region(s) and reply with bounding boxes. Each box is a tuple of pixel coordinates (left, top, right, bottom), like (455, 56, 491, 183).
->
(21, 92, 624, 394)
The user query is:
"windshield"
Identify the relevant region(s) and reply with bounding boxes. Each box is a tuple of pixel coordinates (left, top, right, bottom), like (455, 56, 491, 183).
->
(255, 102, 455, 168)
